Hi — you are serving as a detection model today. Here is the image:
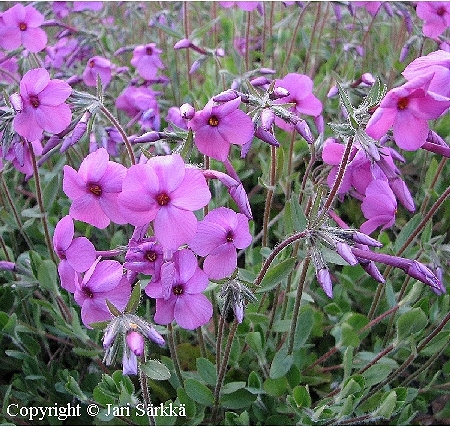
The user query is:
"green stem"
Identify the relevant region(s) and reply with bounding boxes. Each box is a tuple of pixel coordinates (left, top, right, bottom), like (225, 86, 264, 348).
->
(212, 321, 238, 423)
(99, 105, 135, 165)
(167, 323, 183, 386)
(139, 356, 156, 426)
(27, 140, 57, 263)
(262, 145, 277, 247)
(287, 256, 311, 354)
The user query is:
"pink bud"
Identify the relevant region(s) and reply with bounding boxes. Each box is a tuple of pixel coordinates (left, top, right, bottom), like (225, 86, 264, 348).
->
(132, 131, 161, 143)
(249, 76, 270, 87)
(336, 242, 358, 265)
(213, 90, 239, 103)
(9, 93, 23, 113)
(180, 103, 195, 120)
(317, 268, 333, 298)
(270, 86, 290, 99)
(126, 331, 144, 356)
(174, 38, 191, 50)
(261, 108, 275, 130)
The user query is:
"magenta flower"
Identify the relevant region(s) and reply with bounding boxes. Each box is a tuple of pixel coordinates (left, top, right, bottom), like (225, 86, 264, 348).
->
(145, 249, 213, 330)
(4, 138, 42, 177)
(165, 106, 188, 130)
(124, 237, 164, 277)
(402, 50, 450, 97)
(63, 148, 128, 229)
(0, 53, 19, 85)
(0, 4, 47, 52)
(189, 207, 252, 280)
(82, 56, 113, 87)
(188, 98, 254, 161)
(53, 215, 97, 293)
(353, 2, 382, 17)
(360, 180, 397, 235)
(12, 68, 72, 141)
(219, 2, 262, 12)
(273, 73, 323, 132)
(131, 43, 165, 81)
(366, 74, 450, 150)
(74, 258, 131, 328)
(416, 2, 450, 38)
(116, 86, 160, 130)
(118, 154, 211, 250)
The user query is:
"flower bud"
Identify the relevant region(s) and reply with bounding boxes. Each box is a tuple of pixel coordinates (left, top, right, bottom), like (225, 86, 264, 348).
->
(352, 231, 383, 247)
(215, 47, 225, 57)
(174, 38, 191, 50)
(254, 126, 279, 147)
(327, 86, 339, 98)
(132, 131, 161, 143)
(294, 119, 313, 144)
(407, 261, 445, 295)
(336, 242, 358, 265)
(249, 76, 270, 87)
(361, 73, 376, 86)
(213, 90, 239, 103)
(126, 331, 144, 356)
(122, 350, 138, 375)
(317, 268, 333, 298)
(0, 261, 15, 271)
(259, 67, 276, 75)
(9, 93, 23, 113)
(270, 86, 290, 99)
(180, 103, 195, 120)
(261, 108, 275, 130)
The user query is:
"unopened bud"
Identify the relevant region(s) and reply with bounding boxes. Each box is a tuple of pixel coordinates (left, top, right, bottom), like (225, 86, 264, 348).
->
(270, 86, 290, 99)
(9, 93, 23, 113)
(294, 119, 314, 143)
(254, 127, 279, 147)
(317, 268, 333, 298)
(126, 331, 144, 356)
(180, 103, 195, 120)
(361, 73, 376, 86)
(259, 68, 276, 75)
(215, 47, 225, 57)
(174, 38, 191, 50)
(336, 242, 358, 265)
(250, 76, 270, 87)
(213, 90, 239, 103)
(261, 108, 275, 130)
(132, 131, 161, 143)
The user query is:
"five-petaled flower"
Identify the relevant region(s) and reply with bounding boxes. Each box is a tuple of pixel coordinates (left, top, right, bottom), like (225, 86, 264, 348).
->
(12, 68, 72, 141)
(63, 147, 128, 229)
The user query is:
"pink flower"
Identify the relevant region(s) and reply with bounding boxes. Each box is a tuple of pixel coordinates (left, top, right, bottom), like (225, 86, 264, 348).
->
(82, 56, 113, 87)
(165, 106, 188, 130)
(353, 2, 382, 17)
(12, 68, 72, 141)
(189, 207, 252, 280)
(4, 138, 42, 177)
(273, 73, 323, 132)
(416, 2, 450, 38)
(116, 86, 160, 130)
(124, 237, 164, 277)
(74, 258, 131, 328)
(188, 98, 254, 161)
(402, 50, 450, 97)
(0, 53, 19, 84)
(73, 2, 103, 12)
(63, 148, 128, 229)
(118, 154, 211, 250)
(219, 2, 262, 12)
(145, 249, 213, 330)
(366, 74, 450, 150)
(131, 43, 165, 81)
(53, 215, 97, 293)
(0, 4, 47, 52)
(360, 180, 397, 234)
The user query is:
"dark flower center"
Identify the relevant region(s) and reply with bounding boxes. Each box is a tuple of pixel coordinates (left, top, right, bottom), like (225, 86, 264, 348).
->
(19, 22, 27, 31)
(226, 231, 234, 243)
(89, 184, 102, 196)
(146, 46, 153, 55)
(156, 192, 170, 206)
(145, 251, 157, 262)
(437, 6, 446, 16)
(83, 287, 94, 298)
(29, 95, 40, 108)
(397, 97, 409, 111)
(208, 115, 220, 127)
(173, 285, 184, 296)
(89, 59, 96, 68)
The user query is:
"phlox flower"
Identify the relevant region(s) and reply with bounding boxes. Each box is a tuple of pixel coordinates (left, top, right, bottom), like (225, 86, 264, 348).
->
(53, 215, 96, 293)
(273, 73, 323, 132)
(74, 258, 131, 328)
(118, 154, 211, 250)
(189, 207, 252, 280)
(416, 2, 450, 38)
(188, 97, 254, 161)
(116, 86, 160, 130)
(219, 2, 262, 12)
(131, 43, 165, 81)
(0, 3, 47, 52)
(0, 53, 19, 85)
(145, 249, 212, 330)
(366, 74, 450, 150)
(360, 179, 397, 235)
(352, 2, 382, 17)
(63, 147, 128, 229)
(124, 236, 164, 277)
(82, 56, 113, 87)
(3, 137, 42, 177)
(12, 68, 72, 141)
(402, 50, 450, 97)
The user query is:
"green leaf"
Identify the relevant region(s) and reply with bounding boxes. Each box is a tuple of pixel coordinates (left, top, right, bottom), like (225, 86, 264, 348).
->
(140, 360, 171, 381)
(263, 376, 288, 397)
(184, 378, 214, 406)
(43, 174, 61, 210)
(105, 298, 122, 317)
(124, 283, 141, 314)
(65, 375, 88, 402)
(375, 390, 397, 419)
(269, 348, 293, 380)
(222, 381, 246, 394)
(396, 308, 428, 341)
(394, 214, 423, 253)
(196, 357, 217, 386)
(220, 389, 257, 409)
(292, 385, 311, 408)
(37, 260, 58, 292)
(340, 375, 365, 399)
(258, 257, 297, 293)
(245, 332, 263, 356)
(290, 193, 308, 233)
